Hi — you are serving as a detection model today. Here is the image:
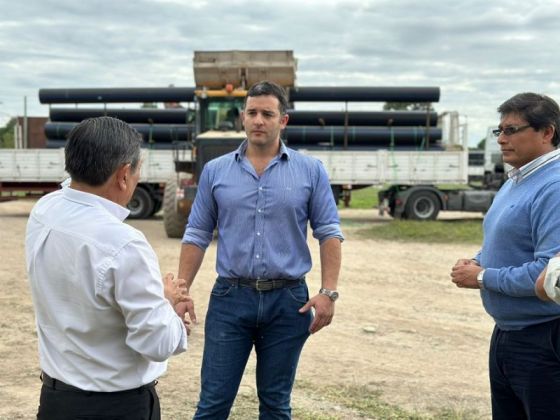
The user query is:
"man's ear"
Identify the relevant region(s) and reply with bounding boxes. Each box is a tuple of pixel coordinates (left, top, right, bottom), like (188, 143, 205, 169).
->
(115, 163, 131, 191)
(544, 125, 556, 144)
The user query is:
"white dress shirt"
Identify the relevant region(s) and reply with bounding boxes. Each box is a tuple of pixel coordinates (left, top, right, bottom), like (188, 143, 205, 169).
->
(25, 187, 187, 392)
(544, 256, 560, 303)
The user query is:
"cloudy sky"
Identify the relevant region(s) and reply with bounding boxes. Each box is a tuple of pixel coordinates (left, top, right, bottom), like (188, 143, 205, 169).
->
(1, 0, 559, 146)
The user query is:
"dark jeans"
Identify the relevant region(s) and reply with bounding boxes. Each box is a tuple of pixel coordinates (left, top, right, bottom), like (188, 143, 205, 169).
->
(37, 376, 160, 420)
(194, 277, 312, 420)
(489, 317, 560, 420)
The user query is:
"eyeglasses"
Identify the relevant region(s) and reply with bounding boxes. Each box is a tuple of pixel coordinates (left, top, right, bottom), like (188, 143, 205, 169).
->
(492, 125, 531, 137)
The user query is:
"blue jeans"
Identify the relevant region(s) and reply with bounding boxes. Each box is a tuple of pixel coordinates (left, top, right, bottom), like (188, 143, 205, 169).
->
(194, 277, 312, 420)
(489, 317, 560, 420)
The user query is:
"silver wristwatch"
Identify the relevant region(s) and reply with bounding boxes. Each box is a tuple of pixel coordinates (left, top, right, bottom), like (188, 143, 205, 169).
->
(319, 288, 339, 302)
(477, 269, 485, 290)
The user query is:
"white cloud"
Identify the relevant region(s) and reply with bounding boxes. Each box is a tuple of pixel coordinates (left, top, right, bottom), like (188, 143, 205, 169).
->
(1, 0, 560, 146)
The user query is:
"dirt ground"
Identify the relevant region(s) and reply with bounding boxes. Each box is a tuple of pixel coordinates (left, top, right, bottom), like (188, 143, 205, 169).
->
(0, 200, 493, 419)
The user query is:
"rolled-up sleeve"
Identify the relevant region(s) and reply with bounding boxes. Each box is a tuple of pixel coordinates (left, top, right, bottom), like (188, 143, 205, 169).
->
(111, 240, 187, 362)
(309, 160, 344, 244)
(182, 165, 217, 250)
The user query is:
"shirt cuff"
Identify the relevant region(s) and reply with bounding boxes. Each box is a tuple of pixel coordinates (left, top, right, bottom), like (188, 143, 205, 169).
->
(481, 267, 499, 292)
(181, 227, 213, 250)
(174, 320, 188, 355)
(544, 257, 560, 304)
(313, 224, 344, 244)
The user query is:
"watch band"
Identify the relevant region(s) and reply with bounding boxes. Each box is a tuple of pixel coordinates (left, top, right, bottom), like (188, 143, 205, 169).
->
(477, 269, 485, 290)
(319, 287, 339, 302)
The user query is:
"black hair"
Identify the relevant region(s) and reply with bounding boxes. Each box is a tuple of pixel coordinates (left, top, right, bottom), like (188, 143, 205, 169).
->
(64, 116, 142, 186)
(498, 92, 560, 146)
(245, 81, 289, 115)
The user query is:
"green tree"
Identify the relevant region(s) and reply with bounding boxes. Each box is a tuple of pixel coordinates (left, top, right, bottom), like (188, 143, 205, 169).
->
(477, 137, 485, 150)
(0, 118, 16, 148)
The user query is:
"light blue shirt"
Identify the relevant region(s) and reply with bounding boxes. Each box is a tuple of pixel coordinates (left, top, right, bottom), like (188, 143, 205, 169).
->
(182, 140, 344, 280)
(507, 148, 560, 183)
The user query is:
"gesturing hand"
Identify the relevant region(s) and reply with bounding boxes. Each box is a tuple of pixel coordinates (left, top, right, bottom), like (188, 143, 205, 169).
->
(175, 298, 196, 335)
(162, 272, 188, 306)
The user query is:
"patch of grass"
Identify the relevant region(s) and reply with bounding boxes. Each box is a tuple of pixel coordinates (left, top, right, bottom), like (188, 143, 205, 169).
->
(292, 408, 341, 420)
(339, 186, 381, 209)
(229, 392, 258, 419)
(357, 219, 483, 244)
(317, 385, 424, 419)
(208, 381, 483, 419)
(294, 382, 483, 420)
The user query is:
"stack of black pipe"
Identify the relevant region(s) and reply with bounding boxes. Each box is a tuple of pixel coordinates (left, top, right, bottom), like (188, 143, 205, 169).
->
(39, 86, 442, 150)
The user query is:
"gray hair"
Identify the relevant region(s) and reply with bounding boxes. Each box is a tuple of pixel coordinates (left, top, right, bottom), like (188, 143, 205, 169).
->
(64, 117, 142, 186)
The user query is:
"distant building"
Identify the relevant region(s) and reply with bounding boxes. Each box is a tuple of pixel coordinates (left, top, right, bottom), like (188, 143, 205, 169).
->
(14, 117, 48, 148)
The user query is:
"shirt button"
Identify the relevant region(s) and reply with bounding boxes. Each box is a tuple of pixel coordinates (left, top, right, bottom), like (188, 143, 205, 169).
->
(257, 232, 261, 236)
(256, 254, 260, 259)
(258, 187, 263, 191)
(258, 209, 263, 213)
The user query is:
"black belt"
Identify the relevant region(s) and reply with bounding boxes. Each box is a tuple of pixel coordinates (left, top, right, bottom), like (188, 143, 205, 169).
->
(225, 277, 303, 291)
(41, 371, 157, 394)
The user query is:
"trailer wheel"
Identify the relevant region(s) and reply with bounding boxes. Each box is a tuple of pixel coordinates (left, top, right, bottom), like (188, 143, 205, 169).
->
(404, 191, 440, 220)
(128, 186, 154, 219)
(331, 185, 342, 206)
(163, 176, 189, 238)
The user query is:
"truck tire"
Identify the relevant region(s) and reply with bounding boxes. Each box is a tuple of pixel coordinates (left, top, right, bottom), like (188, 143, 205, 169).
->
(151, 199, 163, 216)
(404, 191, 440, 220)
(163, 176, 188, 238)
(331, 185, 342, 206)
(128, 186, 154, 219)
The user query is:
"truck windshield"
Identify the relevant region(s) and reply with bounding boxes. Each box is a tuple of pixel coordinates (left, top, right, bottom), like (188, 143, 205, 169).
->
(201, 98, 244, 132)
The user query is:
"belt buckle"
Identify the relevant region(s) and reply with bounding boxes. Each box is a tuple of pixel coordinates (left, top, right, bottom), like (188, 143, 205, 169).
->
(255, 279, 273, 291)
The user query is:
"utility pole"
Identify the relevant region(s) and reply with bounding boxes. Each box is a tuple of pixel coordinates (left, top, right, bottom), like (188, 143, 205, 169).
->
(23, 96, 28, 149)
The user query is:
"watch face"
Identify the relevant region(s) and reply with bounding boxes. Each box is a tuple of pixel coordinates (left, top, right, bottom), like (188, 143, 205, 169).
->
(320, 288, 339, 301)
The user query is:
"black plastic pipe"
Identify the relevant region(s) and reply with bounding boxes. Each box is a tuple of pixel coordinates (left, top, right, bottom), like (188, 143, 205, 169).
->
(49, 108, 192, 124)
(39, 86, 439, 104)
(46, 121, 440, 145)
(49, 107, 436, 127)
(39, 87, 196, 104)
(287, 110, 437, 126)
(283, 126, 441, 146)
(45, 122, 194, 142)
(289, 87, 440, 102)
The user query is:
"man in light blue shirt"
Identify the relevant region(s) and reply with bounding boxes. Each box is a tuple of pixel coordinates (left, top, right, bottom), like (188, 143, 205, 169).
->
(451, 93, 560, 419)
(177, 81, 344, 419)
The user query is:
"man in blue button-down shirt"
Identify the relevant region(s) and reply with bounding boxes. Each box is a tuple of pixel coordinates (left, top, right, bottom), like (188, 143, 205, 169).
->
(177, 81, 344, 419)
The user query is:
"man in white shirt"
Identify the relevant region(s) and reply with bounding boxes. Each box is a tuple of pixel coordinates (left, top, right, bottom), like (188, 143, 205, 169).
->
(25, 116, 188, 420)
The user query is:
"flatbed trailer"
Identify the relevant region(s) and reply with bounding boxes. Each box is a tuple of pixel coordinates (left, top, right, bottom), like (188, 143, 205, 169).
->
(0, 148, 190, 218)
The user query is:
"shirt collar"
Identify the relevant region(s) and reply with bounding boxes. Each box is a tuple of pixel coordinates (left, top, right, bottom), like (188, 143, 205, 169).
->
(234, 139, 290, 161)
(62, 187, 130, 221)
(508, 148, 560, 183)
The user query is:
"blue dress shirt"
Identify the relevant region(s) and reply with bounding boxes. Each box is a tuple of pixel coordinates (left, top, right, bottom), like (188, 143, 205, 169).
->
(182, 140, 344, 280)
